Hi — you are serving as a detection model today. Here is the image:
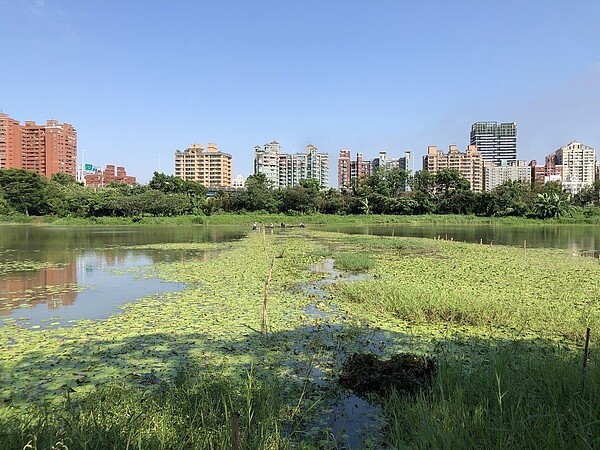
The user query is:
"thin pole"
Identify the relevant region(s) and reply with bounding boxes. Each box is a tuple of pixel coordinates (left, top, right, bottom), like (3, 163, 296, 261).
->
(583, 327, 591, 373)
(262, 257, 275, 336)
(231, 412, 240, 450)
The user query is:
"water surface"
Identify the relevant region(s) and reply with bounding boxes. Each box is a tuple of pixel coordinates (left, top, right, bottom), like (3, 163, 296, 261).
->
(0, 225, 247, 327)
(322, 223, 600, 256)
(2, 222, 598, 328)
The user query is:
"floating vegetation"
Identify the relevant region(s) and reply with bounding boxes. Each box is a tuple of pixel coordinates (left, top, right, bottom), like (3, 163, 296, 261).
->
(0, 260, 60, 275)
(320, 232, 600, 344)
(0, 283, 87, 313)
(119, 241, 235, 251)
(1, 229, 599, 448)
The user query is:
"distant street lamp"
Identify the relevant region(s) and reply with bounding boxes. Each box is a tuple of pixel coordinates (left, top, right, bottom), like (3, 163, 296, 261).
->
(79, 149, 87, 184)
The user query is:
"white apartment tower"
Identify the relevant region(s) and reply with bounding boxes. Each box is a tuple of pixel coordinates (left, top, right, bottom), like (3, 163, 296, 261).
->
(254, 142, 329, 189)
(549, 141, 596, 194)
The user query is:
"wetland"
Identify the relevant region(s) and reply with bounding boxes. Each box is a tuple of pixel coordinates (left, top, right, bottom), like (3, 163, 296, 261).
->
(1, 223, 600, 449)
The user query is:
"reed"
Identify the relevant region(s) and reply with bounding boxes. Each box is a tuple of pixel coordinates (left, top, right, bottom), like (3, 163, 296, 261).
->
(384, 342, 600, 449)
(328, 235, 600, 342)
(333, 252, 375, 272)
(1, 366, 296, 450)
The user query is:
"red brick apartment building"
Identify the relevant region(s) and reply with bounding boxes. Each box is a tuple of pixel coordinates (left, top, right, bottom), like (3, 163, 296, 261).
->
(0, 113, 77, 178)
(85, 165, 136, 187)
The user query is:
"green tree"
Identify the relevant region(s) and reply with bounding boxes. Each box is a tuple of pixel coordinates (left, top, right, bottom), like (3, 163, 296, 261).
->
(0, 189, 14, 215)
(534, 192, 574, 219)
(574, 180, 600, 207)
(148, 172, 184, 195)
(320, 188, 353, 214)
(409, 170, 437, 214)
(244, 173, 279, 212)
(0, 168, 50, 215)
(356, 168, 412, 214)
(278, 179, 323, 214)
(148, 173, 206, 213)
(106, 181, 138, 196)
(476, 180, 534, 217)
(46, 182, 93, 217)
(50, 172, 79, 186)
(88, 187, 126, 216)
(431, 170, 473, 215)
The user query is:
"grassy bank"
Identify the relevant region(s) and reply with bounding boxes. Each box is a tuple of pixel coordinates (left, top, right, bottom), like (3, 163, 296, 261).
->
(2, 211, 600, 227)
(1, 231, 600, 448)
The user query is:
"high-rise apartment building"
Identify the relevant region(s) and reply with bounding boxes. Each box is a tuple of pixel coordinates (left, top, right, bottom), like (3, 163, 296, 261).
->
(423, 144, 484, 192)
(0, 113, 77, 178)
(253, 141, 281, 188)
(351, 152, 371, 186)
(546, 141, 596, 194)
(254, 142, 329, 189)
(470, 122, 517, 165)
(338, 149, 352, 190)
(337, 149, 371, 190)
(483, 160, 531, 191)
(338, 149, 413, 191)
(372, 150, 412, 173)
(0, 113, 22, 170)
(530, 159, 562, 185)
(174, 143, 232, 188)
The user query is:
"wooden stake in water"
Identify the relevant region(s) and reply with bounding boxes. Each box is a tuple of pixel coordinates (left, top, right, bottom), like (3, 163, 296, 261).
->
(583, 327, 591, 373)
(262, 256, 275, 336)
(231, 412, 240, 450)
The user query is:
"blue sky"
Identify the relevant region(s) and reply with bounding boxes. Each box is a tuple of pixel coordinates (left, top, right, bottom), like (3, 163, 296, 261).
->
(1, 0, 600, 185)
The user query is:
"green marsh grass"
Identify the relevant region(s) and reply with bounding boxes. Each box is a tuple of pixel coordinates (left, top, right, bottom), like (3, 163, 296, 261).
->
(333, 252, 375, 272)
(0, 366, 297, 450)
(5, 211, 600, 226)
(325, 234, 600, 342)
(313, 231, 600, 447)
(384, 341, 600, 449)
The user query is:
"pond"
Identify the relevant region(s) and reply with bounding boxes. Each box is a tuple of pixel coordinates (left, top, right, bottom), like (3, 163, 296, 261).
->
(0, 225, 247, 328)
(323, 223, 600, 256)
(2, 223, 598, 328)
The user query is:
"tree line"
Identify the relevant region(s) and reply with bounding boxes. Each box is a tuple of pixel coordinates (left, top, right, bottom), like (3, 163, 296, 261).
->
(0, 167, 599, 219)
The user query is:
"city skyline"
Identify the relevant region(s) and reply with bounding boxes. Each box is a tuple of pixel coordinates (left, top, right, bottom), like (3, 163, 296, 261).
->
(1, 1, 600, 184)
(1, 109, 597, 192)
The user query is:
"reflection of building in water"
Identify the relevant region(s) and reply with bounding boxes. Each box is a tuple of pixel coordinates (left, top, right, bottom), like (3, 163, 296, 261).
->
(106, 253, 127, 266)
(0, 249, 194, 317)
(0, 264, 78, 315)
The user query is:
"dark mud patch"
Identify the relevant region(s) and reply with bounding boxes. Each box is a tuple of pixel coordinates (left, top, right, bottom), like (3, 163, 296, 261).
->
(340, 352, 435, 397)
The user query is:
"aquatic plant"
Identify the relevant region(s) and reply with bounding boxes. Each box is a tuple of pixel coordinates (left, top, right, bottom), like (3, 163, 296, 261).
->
(1, 229, 599, 448)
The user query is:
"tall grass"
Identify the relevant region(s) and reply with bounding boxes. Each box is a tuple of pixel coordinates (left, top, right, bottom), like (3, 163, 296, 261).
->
(0, 366, 298, 450)
(333, 252, 375, 272)
(384, 342, 600, 449)
(329, 237, 600, 342)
